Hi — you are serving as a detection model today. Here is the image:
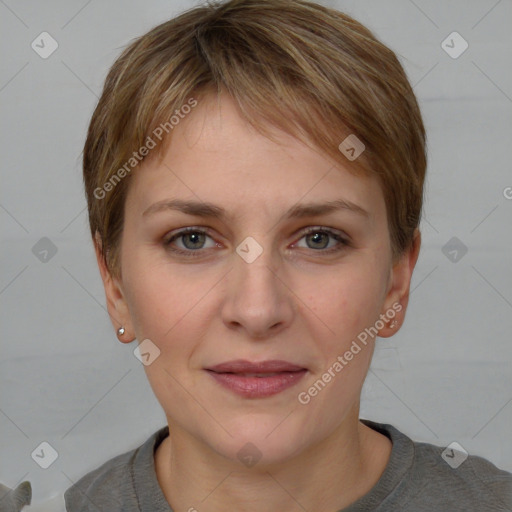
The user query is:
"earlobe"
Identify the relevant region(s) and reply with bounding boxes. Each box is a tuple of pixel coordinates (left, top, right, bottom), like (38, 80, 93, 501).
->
(116, 326, 133, 344)
(93, 232, 136, 343)
(378, 229, 421, 338)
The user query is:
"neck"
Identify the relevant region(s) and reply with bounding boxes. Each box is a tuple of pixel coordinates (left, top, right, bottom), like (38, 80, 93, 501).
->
(155, 409, 392, 512)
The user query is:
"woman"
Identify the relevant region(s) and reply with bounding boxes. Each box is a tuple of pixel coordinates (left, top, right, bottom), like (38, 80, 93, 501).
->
(65, 0, 512, 510)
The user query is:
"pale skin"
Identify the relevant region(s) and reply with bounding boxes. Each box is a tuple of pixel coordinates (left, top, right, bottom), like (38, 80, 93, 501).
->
(95, 92, 421, 511)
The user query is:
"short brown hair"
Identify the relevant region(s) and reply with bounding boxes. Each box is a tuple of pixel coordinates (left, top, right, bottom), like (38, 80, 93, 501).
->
(84, 0, 426, 277)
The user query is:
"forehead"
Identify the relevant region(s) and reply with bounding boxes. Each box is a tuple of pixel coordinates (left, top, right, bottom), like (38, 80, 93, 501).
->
(125, 93, 385, 224)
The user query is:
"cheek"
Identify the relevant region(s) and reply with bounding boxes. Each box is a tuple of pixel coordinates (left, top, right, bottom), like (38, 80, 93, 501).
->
(123, 264, 207, 396)
(121, 240, 204, 338)
(306, 266, 385, 342)
(128, 272, 202, 343)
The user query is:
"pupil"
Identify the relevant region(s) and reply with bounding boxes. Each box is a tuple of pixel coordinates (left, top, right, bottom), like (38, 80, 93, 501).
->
(310, 232, 327, 249)
(185, 232, 204, 249)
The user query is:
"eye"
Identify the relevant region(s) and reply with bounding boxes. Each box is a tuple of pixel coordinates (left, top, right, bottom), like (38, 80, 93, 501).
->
(294, 227, 349, 254)
(163, 227, 217, 257)
(163, 226, 350, 258)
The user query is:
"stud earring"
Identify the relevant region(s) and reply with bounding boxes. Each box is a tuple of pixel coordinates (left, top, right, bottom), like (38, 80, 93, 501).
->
(389, 320, 398, 329)
(117, 327, 125, 336)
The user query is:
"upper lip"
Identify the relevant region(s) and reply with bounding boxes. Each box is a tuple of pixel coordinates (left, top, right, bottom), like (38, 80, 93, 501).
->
(206, 359, 306, 373)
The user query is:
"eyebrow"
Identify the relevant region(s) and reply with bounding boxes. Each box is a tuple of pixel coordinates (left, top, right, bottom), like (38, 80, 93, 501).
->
(142, 198, 369, 221)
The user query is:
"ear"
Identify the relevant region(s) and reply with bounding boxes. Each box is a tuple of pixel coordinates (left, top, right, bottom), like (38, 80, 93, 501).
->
(94, 232, 136, 343)
(378, 228, 421, 338)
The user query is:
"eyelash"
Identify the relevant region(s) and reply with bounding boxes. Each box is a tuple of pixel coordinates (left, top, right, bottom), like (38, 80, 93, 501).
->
(163, 226, 350, 258)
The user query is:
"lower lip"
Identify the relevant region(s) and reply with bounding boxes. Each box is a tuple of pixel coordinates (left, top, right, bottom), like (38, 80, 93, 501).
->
(205, 369, 307, 398)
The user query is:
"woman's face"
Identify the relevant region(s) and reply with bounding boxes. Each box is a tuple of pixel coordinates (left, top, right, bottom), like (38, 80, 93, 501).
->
(102, 92, 416, 465)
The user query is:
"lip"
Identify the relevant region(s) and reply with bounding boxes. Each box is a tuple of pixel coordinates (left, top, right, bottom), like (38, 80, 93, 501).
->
(205, 359, 307, 398)
(206, 359, 306, 373)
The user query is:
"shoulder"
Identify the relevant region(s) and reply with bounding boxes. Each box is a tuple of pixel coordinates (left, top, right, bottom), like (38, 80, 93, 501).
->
(411, 439, 512, 509)
(64, 427, 169, 512)
(362, 420, 512, 510)
(64, 446, 139, 511)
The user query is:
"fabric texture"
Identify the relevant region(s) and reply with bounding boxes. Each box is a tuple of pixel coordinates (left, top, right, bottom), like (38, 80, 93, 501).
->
(64, 419, 512, 511)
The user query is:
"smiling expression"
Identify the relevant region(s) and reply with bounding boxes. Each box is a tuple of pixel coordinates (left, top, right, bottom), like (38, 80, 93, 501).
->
(101, 91, 413, 465)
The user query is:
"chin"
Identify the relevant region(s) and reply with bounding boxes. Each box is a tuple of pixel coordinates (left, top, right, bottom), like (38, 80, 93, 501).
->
(208, 415, 312, 467)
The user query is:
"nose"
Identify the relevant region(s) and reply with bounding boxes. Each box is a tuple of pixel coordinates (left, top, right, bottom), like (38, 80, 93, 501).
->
(220, 240, 295, 340)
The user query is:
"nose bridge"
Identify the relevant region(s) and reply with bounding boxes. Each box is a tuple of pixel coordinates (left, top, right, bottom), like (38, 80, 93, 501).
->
(222, 233, 293, 336)
(234, 234, 282, 304)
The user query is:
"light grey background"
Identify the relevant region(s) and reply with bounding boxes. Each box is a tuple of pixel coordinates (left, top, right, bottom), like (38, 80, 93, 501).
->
(1, 0, 511, 507)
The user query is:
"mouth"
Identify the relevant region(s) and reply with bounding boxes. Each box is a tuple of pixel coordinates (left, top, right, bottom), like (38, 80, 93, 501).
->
(205, 359, 308, 398)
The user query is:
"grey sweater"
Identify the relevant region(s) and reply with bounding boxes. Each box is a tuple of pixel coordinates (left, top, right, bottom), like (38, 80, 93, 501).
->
(64, 419, 512, 511)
